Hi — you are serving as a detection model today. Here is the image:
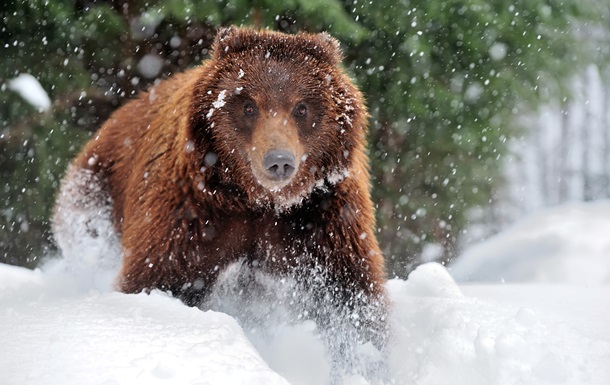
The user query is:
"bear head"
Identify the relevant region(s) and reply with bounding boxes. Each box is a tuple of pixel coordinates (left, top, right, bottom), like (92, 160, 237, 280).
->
(190, 27, 369, 210)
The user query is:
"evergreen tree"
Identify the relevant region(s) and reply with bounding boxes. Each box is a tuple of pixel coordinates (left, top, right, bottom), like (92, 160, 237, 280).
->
(343, 0, 591, 275)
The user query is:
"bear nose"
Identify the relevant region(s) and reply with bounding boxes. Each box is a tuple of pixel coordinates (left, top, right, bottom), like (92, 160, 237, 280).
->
(263, 149, 296, 180)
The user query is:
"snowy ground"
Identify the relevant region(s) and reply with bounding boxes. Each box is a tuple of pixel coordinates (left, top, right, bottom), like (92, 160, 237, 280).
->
(451, 200, 610, 284)
(1, 201, 609, 385)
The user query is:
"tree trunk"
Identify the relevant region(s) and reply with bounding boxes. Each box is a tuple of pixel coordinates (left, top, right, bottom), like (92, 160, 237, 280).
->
(602, 69, 610, 197)
(582, 71, 593, 201)
(536, 118, 549, 205)
(558, 97, 570, 202)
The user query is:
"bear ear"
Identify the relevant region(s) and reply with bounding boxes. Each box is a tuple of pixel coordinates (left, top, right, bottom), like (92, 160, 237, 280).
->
(212, 26, 242, 60)
(213, 26, 263, 61)
(311, 32, 344, 65)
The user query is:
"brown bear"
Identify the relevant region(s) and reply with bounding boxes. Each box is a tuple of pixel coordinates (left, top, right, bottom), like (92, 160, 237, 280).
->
(53, 26, 387, 348)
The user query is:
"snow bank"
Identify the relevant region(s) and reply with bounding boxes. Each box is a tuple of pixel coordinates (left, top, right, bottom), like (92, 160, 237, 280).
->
(0, 262, 44, 290)
(1, 260, 608, 385)
(0, 264, 289, 385)
(388, 264, 610, 385)
(451, 200, 610, 284)
(7, 73, 52, 111)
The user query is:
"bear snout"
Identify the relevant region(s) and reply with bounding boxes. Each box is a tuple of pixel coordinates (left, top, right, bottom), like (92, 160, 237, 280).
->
(263, 149, 296, 181)
(249, 114, 304, 191)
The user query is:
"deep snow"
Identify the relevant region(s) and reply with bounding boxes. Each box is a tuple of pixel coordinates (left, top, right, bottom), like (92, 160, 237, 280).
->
(451, 200, 610, 284)
(1, 201, 609, 385)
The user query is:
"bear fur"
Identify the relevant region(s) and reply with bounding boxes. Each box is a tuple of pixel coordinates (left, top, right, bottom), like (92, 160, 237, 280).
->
(53, 27, 387, 346)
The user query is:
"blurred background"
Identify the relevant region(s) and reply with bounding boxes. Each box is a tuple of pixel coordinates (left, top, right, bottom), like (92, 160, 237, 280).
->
(1, 0, 609, 278)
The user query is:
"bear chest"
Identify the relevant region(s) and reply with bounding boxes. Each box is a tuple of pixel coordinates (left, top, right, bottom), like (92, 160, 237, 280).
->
(200, 213, 320, 272)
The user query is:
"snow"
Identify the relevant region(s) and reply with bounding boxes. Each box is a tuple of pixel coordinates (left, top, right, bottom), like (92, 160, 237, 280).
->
(451, 200, 610, 284)
(212, 89, 228, 109)
(7, 73, 52, 111)
(488, 42, 508, 61)
(1, 201, 610, 384)
(137, 53, 164, 78)
(0, 281, 288, 385)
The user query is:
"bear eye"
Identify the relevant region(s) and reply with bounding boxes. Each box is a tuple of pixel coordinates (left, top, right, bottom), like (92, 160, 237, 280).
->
(243, 102, 257, 116)
(293, 103, 307, 118)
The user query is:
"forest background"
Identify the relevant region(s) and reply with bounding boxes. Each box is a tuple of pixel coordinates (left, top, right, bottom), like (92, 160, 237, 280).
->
(1, 0, 609, 277)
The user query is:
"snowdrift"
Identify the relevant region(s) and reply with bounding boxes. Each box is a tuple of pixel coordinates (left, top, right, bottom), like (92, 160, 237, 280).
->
(451, 200, 610, 284)
(1, 201, 609, 384)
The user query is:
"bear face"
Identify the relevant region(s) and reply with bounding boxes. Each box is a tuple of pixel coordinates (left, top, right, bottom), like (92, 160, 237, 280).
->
(190, 27, 368, 210)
